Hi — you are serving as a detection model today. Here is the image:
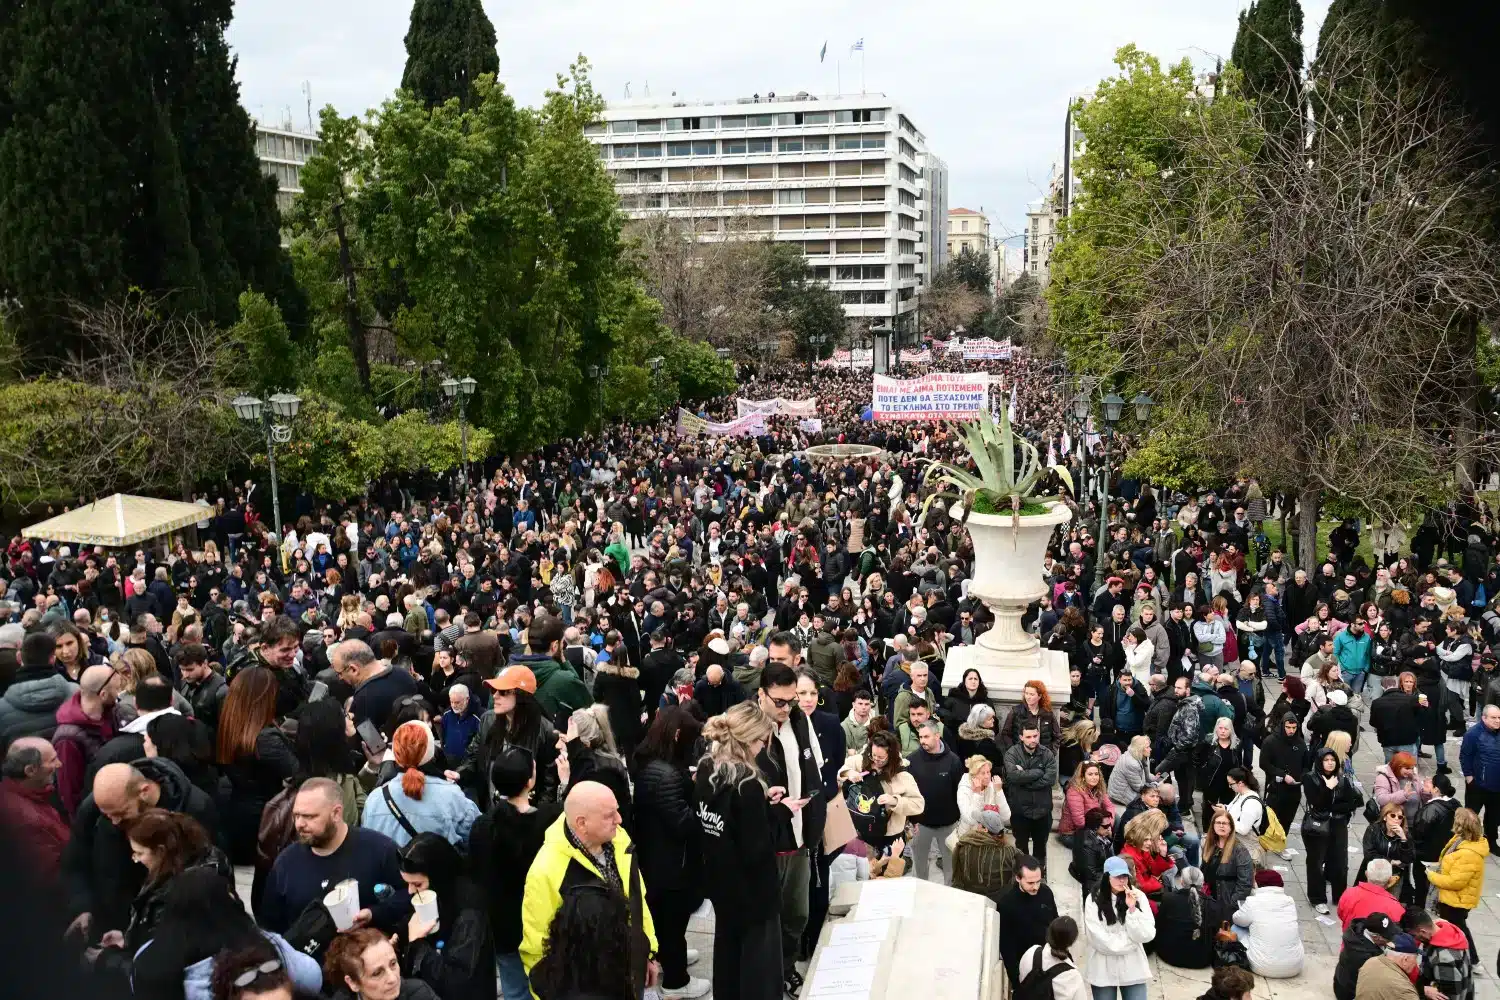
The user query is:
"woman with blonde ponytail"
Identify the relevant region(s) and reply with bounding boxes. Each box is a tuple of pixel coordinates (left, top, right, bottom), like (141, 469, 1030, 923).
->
(362, 720, 479, 847)
(694, 703, 784, 1000)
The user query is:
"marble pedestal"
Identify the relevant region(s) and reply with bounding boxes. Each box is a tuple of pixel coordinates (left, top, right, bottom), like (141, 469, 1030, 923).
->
(945, 641, 1072, 713)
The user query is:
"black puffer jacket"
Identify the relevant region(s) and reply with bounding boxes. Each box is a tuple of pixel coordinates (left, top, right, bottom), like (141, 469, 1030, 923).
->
(1068, 829, 1111, 896)
(92, 846, 232, 981)
(1301, 748, 1363, 824)
(631, 758, 701, 897)
(459, 712, 559, 811)
(1369, 690, 1423, 748)
(61, 758, 220, 934)
(1257, 716, 1307, 787)
(592, 662, 643, 756)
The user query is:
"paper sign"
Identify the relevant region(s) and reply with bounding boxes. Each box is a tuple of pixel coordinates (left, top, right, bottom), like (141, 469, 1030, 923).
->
(815, 944, 878, 972)
(1317, 916, 1338, 926)
(806, 963, 877, 999)
(829, 920, 892, 946)
(854, 878, 915, 919)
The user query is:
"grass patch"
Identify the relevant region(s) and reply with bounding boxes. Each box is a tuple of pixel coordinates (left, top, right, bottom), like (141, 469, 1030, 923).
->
(972, 491, 1053, 517)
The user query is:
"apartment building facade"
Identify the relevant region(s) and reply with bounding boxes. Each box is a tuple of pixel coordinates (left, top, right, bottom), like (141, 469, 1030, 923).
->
(253, 122, 322, 216)
(586, 93, 941, 337)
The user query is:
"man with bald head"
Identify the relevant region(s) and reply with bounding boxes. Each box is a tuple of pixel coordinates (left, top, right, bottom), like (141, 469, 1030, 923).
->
(519, 781, 659, 987)
(334, 638, 418, 729)
(60, 758, 218, 940)
(693, 662, 747, 716)
(52, 663, 120, 816)
(0, 737, 68, 878)
(256, 777, 407, 940)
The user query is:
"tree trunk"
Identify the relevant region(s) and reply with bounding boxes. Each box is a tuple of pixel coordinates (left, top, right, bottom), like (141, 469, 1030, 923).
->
(1297, 485, 1321, 571)
(333, 200, 371, 392)
(1454, 316, 1480, 491)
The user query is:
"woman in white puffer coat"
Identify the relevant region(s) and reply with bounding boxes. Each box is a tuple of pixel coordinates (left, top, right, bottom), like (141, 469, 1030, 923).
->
(1230, 869, 1304, 978)
(1083, 856, 1156, 1000)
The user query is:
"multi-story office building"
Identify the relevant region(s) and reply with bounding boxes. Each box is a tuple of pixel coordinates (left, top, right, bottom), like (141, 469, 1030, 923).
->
(947, 207, 989, 259)
(922, 152, 949, 281)
(586, 93, 942, 337)
(253, 122, 322, 216)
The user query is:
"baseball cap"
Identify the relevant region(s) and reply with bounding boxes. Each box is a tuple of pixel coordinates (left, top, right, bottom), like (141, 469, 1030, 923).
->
(1365, 913, 1396, 939)
(1390, 934, 1420, 955)
(1102, 856, 1131, 878)
(1329, 689, 1349, 707)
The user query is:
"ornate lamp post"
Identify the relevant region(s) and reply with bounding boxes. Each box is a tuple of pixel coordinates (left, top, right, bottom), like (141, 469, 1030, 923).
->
(1092, 390, 1153, 590)
(232, 392, 302, 544)
(806, 332, 829, 373)
(441, 376, 477, 493)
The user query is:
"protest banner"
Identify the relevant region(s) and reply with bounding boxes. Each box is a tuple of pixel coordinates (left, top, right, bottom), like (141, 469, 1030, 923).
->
(870, 372, 990, 422)
(798, 418, 823, 434)
(677, 408, 766, 437)
(736, 397, 818, 418)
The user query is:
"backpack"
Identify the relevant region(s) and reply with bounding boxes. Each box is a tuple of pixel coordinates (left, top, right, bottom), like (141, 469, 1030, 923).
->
(1014, 948, 1072, 1000)
(1257, 802, 1287, 854)
(1166, 699, 1200, 749)
(844, 772, 889, 842)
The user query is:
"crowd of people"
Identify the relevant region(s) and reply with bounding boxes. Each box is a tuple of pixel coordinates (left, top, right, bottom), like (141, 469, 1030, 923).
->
(0, 350, 1497, 1000)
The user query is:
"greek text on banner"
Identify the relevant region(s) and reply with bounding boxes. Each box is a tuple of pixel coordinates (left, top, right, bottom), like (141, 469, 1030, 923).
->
(870, 372, 990, 422)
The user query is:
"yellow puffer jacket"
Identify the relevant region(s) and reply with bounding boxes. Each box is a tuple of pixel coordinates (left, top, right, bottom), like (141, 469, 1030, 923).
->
(1426, 835, 1489, 909)
(519, 813, 657, 981)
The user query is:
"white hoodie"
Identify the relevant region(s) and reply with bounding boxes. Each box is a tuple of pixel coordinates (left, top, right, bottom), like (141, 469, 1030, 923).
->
(1232, 885, 1304, 978)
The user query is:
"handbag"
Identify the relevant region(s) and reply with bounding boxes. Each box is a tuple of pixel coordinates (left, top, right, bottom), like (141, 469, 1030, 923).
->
(1302, 811, 1332, 838)
(823, 793, 858, 852)
(1363, 795, 1382, 825)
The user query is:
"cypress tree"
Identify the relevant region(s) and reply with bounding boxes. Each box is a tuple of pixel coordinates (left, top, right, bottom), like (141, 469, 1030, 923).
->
(1231, 0, 1306, 143)
(0, 0, 300, 349)
(401, 0, 500, 109)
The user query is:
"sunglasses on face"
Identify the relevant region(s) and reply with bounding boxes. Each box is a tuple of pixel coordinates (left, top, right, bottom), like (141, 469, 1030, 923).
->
(766, 695, 796, 709)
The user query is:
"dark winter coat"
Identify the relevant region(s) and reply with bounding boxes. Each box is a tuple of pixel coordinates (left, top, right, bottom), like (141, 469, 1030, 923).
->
(591, 662, 643, 756)
(61, 758, 220, 933)
(468, 798, 564, 951)
(1369, 690, 1423, 748)
(694, 768, 781, 923)
(630, 758, 701, 897)
(0, 665, 76, 747)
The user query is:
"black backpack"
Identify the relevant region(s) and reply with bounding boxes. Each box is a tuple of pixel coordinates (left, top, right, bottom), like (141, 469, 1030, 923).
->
(1014, 948, 1072, 1000)
(844, 772, 889, 842)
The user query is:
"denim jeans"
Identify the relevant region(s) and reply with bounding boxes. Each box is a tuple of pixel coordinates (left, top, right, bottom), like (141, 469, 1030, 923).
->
(1172, 828, 1202, 869)
(1264, 632, 1286, 677)
(1092, 984, 1149, 1000)
(496, 952, 529, 1000)
(1383, 743, 1420, 763)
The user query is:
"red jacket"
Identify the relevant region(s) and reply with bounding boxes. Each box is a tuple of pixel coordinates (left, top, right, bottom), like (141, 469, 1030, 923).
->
(52, 693, 115, 818)
(1121, 842, 1175, 895)
(1336, 879, 1405, 931)
(0, 778, 70, 880)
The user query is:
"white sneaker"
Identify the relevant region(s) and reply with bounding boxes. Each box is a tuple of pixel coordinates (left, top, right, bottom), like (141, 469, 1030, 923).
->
(1473, 964, 1486, 978)
(1315, 903, 1330, 915)
(686, 949, 701, 967)
(661, 978, 712, 999)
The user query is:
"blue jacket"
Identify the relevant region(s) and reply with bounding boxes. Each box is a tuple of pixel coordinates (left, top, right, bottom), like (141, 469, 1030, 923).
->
(175, 931, 322, 1000)
(1460, 721, 1500, 791)
(362, 775, 480, 848)
(1333, 628, 1372, 676)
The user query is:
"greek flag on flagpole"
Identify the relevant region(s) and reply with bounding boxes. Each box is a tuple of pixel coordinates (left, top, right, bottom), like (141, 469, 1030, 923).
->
(851, 38, 864, 53)
(820, 40, 827, 62)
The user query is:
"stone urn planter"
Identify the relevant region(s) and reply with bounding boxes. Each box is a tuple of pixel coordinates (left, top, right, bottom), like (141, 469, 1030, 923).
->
(956, 500, 1073, 652)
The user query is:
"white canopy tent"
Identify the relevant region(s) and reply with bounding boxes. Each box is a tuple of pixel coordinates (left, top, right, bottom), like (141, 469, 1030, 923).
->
(21, 493, 208, 548)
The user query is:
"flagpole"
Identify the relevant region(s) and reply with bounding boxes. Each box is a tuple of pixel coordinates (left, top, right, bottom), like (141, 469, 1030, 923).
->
(861, 49, 866, 94)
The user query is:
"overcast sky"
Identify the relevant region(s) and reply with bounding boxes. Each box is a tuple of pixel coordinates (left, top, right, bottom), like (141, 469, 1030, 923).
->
(228, 0, 1330, 237)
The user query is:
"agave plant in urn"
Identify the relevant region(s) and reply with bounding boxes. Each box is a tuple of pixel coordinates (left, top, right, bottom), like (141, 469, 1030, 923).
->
(919, 408, 1075, 703)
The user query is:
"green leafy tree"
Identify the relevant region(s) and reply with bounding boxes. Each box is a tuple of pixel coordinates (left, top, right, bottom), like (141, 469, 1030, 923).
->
(401, 0, 500, 110)
(230, 291, 299, 396)
(947, 247, 993, 296)
(665, 339, 736, 402)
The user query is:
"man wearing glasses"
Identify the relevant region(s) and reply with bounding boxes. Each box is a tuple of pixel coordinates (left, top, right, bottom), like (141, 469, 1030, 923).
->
(53, 662, 122, 818)
(755, 649, 825, 998)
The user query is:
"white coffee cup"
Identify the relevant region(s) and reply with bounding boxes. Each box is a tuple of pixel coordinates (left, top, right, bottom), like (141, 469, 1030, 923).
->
(324, 879, 360, 931)
(412, 889, 440, 930)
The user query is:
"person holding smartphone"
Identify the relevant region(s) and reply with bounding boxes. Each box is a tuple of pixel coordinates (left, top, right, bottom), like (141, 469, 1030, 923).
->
(1083, 856, 1157, 1000)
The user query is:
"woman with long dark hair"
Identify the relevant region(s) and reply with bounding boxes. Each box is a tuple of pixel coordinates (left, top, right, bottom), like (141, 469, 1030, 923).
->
(631, 706, 707, 1000)
(399, 833, 496, 1000)
(294, 698, 366, 819)
(131, 867, 322, 1000)
(1083, 856, 1155, 1000)
(216, 666, 298, 866)
(529, 886, 638, 1000)
(460, 665, 559, 810)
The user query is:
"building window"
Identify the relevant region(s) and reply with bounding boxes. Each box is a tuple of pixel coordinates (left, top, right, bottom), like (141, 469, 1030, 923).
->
(746, 114, 773, 128)
(668, 142, 692, 157)
(863, 290, 887, 304)
(961, 220, 970, 232)
(636, 143, 662, 158)
(804, 161, 831, 177)
(614, 144, 637, 159)
(584, 123, 606, 136)
(722, 164, 747, 180)
(862, 135, 886, 150)
(804, 112, 830, 125)
(746, 138, 773, 154)
(779, 137, 804, 153)
(723, 139, 746, 155)
(779, 189, 806, 205)
(692, 140, 716, 156)
(720, 116, 745, 130)
(836, 136, 864, 151)
(805, 136, 830, 151)
(610, 120, 636, 134)
(637, 119, 662, 132)
(638, 169, 664, 183)
(747, 163, 774, 180)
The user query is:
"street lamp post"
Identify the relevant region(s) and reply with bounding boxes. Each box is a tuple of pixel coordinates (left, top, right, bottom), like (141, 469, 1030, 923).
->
(441, 376, 478, 494)
(806, 332, 828, 373)
(232, 392, 302, 545)
(1070, 388, 1091, 507)
(1091, 389, 1154, 591)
